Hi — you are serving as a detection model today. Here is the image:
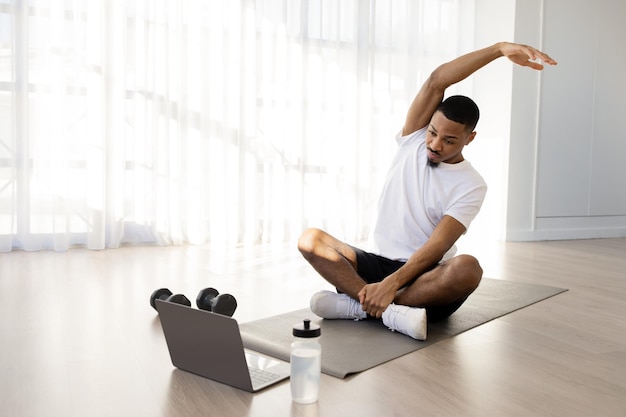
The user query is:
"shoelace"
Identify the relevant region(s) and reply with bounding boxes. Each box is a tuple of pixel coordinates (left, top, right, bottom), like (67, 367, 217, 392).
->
(346, 296, 365, 321)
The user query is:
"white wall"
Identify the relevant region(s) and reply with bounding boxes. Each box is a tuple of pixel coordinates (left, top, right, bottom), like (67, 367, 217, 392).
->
(506, 0, 626, 241)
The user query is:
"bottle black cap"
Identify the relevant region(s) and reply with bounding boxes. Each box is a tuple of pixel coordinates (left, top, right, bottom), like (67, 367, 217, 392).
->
(293, 319, 321, 338)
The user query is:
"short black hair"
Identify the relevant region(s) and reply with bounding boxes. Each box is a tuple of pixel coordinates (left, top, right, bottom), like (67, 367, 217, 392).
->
(436, 95, 479, 132)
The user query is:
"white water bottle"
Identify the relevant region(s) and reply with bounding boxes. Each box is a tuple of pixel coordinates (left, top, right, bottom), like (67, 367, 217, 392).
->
(290, 319, 321, 404)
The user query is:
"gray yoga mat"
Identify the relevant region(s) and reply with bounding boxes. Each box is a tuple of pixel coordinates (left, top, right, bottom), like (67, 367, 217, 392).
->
(240, 278, 567, 378)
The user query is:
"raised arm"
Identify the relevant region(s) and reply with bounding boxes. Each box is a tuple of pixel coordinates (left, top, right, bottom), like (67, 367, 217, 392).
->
(402, 41, 557, 136)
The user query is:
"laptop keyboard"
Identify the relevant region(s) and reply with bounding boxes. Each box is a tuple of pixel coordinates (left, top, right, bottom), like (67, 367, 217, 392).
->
(248, 366, 281, 385)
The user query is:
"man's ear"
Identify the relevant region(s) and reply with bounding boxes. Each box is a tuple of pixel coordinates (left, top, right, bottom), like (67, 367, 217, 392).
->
(465, 131, 477, 145)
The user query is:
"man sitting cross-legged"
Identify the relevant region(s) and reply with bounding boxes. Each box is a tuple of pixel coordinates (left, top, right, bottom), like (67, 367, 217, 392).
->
(298, 42, 557, 340)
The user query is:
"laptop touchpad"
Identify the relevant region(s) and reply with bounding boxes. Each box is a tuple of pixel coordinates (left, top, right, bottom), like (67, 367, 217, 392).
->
(245, 352, 283, 370)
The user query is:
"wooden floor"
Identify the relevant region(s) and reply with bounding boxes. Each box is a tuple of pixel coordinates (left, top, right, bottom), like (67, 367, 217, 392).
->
(1, 237, 625, 417)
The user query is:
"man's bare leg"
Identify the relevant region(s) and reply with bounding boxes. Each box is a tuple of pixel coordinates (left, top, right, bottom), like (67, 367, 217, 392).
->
(297, 227, 367, 299)
(394, 254, 483, 308)
(299, 229, 482, 340)
(299, 228, 483, 309)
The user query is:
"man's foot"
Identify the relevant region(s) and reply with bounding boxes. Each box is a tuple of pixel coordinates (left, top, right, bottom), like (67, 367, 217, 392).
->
(382, 304, 427, 340)
(310, 290, 367, 320)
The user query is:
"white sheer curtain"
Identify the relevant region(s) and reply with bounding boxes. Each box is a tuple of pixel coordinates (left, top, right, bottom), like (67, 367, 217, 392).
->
(0, 0, 473, 251)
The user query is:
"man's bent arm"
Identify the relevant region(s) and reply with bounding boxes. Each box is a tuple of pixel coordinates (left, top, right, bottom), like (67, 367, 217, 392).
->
(358, 215, 466, 316)
(387, 216, 465, 288)
(403, 42, 557, 136)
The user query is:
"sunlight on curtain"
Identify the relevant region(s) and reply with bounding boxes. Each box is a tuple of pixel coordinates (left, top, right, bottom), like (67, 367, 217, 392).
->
(0, 0, 473, 251)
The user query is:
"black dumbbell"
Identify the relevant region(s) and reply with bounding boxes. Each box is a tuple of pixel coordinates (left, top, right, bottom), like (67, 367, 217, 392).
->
(150, 288, 192, 311)
(196, 287, 237, 317)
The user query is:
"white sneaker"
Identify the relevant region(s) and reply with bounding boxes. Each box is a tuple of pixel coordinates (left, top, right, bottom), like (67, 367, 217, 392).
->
(310, 290, 367, 320)
(382, 304, 427, 340)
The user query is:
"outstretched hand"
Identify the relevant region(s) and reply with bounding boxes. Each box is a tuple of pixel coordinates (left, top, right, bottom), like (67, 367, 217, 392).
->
(500, 42, 557, 70)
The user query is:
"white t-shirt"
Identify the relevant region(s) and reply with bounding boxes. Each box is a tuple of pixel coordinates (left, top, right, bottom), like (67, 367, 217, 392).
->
(371, 127, 487, 262)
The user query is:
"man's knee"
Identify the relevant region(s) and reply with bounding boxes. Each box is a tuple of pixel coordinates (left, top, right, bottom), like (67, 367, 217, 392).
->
(449, 254, 483, 293)
(297, 227, 324, 257)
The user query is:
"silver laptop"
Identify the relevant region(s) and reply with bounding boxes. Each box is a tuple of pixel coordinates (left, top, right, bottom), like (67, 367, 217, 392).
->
(156, 299, 290, 392)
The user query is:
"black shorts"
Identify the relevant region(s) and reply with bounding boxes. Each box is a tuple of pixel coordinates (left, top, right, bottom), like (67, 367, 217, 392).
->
(350, 246, 466, 322)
